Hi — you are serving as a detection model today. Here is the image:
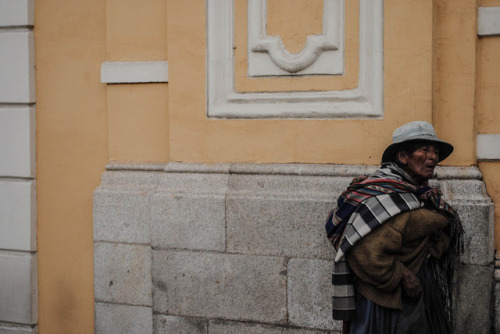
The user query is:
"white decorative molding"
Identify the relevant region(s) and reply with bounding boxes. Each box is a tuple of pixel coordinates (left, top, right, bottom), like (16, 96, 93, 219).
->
(207, 0, 383, 118)
(478, 7, 500, 36)
(101, 61, 169, 84)
(0, 31, 35, 103)
(477, 134, 500, 160)
(0, 0, 34, 27)
(248, 0, 344, 76)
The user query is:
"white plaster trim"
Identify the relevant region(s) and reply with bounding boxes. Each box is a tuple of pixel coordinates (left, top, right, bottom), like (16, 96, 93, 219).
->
(477, 134, 500, 160)
(207, 0, 383, 118)
(248, 0, 344, 76)
(0, 251, 38, 324)
(0, 179, 36, 251)
(0, 0, 34, 27)
(0, 31, 35, 103)
(478, 7, 500, 36)
(0, 106, 36, 178)
(100, 61, 168, 84)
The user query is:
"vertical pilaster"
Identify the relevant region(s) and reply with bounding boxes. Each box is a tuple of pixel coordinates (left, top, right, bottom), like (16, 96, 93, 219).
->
(433, 0, 477, 165)
(0, 0, 37, 333)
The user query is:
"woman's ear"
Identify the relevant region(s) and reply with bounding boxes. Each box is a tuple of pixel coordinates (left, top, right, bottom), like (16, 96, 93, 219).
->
(398, 151, 408, 165)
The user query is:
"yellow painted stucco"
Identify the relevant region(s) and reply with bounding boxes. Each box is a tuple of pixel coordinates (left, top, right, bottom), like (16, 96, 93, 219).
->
(480, 162, 500, 250)
(477, 0, 500, 250)
(106, 0, 168, 62)
(168, 0, 436, 164)
(35, 0, 107, 332)
(433, 0, 477, 166)
(34, 0, 500, 332)
(107, 84, 169, 162)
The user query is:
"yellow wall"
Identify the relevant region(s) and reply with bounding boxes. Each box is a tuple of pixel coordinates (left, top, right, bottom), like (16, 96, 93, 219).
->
(106, 0, 169, 162)
(477, 0, 500, 250)
(35, 0, 498, 332)
(108, 84, 169, 162)
(433, 0, 477, 166)
(35, 0, 169, 333)
(35, 0, 107, 333)
(168, 0, 441, 165)
(105, 0, 478, 166)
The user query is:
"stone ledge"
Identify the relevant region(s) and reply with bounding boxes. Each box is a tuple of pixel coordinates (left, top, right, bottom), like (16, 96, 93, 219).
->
(0, 323, 37, 334)
(105, 162, 482, 179)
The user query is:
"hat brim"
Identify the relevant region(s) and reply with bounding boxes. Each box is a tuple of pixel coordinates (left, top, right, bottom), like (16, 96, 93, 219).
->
(381, 138, 454, 163)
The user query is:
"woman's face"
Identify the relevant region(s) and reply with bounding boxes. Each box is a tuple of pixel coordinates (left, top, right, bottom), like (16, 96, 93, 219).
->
(398, 144, 439, 183)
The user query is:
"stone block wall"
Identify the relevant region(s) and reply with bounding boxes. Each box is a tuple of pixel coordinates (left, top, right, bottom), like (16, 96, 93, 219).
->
(93, 163, 494, 334)
(0, 0, 37, 333)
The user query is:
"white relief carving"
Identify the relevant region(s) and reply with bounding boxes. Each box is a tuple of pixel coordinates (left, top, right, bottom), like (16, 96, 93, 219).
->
(206, 0, 384, 119)
(248, 0, 344, 75)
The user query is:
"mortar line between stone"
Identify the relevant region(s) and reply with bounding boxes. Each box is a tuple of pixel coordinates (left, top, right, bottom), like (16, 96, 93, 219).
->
(150, 312, 336, 332)
(224, 165, 233, 254)
(94, 300, 151, 308)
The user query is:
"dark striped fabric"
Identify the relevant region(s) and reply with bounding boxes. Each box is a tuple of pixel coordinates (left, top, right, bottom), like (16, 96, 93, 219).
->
(325, 163, 460, 321)
(331, 193, 421, 320)
(325, 164, 420, 249)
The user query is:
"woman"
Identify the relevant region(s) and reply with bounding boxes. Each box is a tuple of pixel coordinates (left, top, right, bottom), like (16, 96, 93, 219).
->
(325, 121, 463, 334)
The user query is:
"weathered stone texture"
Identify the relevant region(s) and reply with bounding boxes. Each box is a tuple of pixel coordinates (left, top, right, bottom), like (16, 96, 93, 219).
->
(441, 179, 489, 202)
(208, 319, 339, 333)
(226, 174, 346, 259)
(94, 242, 152, 306)
(495, 279, 500, 334)
(153, 315, 207, 334)
(0, 323, 37, 334)
(0, 252, 37, 324)
(439, 180, 495, 265)
(92, 164, 494, 334)
(93, 171, 161, 244)
(452, 264, 494, 334)
(94, 190, 152, 244)
(152, 250, 287, 323)
(287, 258, 341, 331)
(95, 302, 151, 334)
(151, 173, 228, 251)
(453, 201, 494, 265)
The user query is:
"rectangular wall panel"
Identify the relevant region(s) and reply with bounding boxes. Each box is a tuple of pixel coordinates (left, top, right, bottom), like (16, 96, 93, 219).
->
(0, 0, 34, 27)
(0, 179, 36, 251)
(0, 31, 35, 103)
(0, 251, 37, 324)
(0, 107, 36, 178)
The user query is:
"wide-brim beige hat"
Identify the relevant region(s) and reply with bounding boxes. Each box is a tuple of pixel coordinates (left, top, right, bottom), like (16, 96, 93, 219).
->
(381, 121, 454, 163)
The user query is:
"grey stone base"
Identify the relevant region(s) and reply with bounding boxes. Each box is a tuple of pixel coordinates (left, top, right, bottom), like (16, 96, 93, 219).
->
(0, 323, 37, 334)
(93, 163, 494, 334)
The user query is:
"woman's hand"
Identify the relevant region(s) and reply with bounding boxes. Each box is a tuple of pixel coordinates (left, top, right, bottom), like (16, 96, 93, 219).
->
(401, 266, 422, 298)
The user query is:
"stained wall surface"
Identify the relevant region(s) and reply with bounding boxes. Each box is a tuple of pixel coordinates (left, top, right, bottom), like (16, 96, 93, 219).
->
(35, 1, 107, 333)
(31, 0, 500, 333)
